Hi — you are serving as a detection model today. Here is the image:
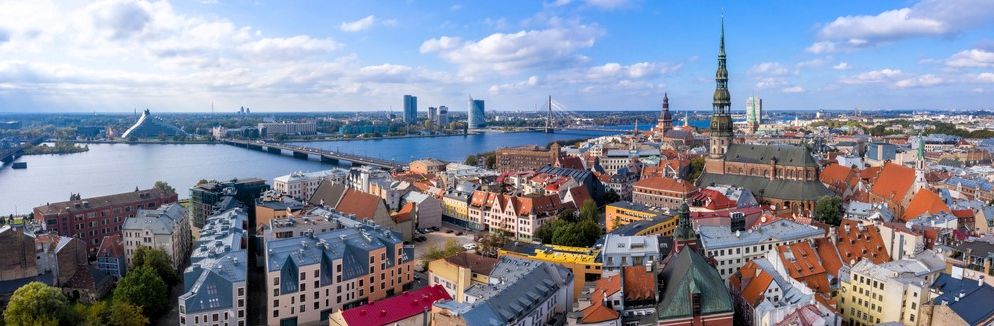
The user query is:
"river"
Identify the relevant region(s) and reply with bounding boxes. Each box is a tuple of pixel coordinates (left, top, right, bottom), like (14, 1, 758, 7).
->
(0, 129, 624, 215)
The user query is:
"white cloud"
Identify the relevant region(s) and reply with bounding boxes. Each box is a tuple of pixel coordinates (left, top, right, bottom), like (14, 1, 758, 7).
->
(420, 23, 601, 75)
(239, 36, 341, 60)
(586, 62, 681, 80)
(339, 15, 376, 32)
(946, 49, 994, 68)
(811, 0, 994, 51)
(842, 68, 903, 84)
(833, 62, 851, 70)
(750, 62, 788, 75)
(489, 75, 540, 94)
(895, 74, 943, 88)
(583, 0, 631, 10)
(782, 86, 805, 93)
(796, 57, 831, 69)
(976, 72, 994, 82)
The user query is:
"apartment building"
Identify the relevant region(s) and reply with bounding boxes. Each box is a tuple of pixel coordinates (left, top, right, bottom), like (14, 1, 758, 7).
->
(122, 203, 191, 270)
(178, 208, 248, 326)
(698, 219, 824, 279)
(836, 251, 944, 325)
(427, 252, 497, 302)
(632, 176, 698, 210)
(273, 169, 348, 201)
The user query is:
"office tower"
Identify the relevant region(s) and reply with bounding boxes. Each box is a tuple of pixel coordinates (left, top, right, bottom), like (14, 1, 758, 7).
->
(437, 106, 449, 126)
(468, 97, 486, 129)
(403, 95, 417, 124)
(428, 106, 437, 124)
(746, 96, 762, 133)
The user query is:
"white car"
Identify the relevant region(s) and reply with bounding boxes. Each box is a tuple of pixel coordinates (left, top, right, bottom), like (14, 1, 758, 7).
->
(463, 243, 477, 250)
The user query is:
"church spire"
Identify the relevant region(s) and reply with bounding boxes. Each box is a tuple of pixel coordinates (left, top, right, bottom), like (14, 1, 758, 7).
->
(658, 92, 673, 133)
(709, 13, 733, 158)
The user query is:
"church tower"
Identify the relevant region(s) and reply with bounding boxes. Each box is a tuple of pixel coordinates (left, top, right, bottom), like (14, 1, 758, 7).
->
(709, 16, 733, 159)
(657, 93, 673, 133)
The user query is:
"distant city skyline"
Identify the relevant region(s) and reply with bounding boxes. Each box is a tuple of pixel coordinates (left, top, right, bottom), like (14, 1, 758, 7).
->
(0, 0, 992, 112)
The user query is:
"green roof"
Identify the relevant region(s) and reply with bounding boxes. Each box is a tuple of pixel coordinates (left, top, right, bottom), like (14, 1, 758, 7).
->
(696, 173, 833, 202)
(657, 247, 733, 320)
(724, 144, 818, 167)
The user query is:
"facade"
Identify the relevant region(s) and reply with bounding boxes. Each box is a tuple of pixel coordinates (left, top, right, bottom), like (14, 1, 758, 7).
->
(121, 203, 192, 270)
(427, 252, 497, 302)
(600, 235, 661, 274)
(273, 169, 348, 201)
(468, 191, 565, 240)
(178, 208, 248, 326)
(264, 222, 415, 326)
(431, 256, 574, 326)
(409, 159, 446, 175)
(190, 178, 269, 228)
(496, 143, 561, 173)
(121, 109, 187, 139)
(329, 285, 451, 326)
(604, 201, 672, 233)
(698, 219, 824, 279)
(438, 105, 449, 126)
(33, 187, 178, 254)
(0, 225, 38, 281)
(428, 106, 437, 124)
(309, 180, 414, 241)
(96, 234, 126, 278)
(835, 251, 944, 325)
(468, 97, 486, 129)
(403, 95, 418, 124)
(865, 143, 897, 166)
(258, 121, 317, 137)
(745, 96, 762, 133)
(403, 191, 442, 229)
(632, 176, 698, 210)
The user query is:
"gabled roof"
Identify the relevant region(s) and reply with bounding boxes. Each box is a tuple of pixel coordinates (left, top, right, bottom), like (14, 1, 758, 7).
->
(336, 189, 384, 220)
(869, 163, 916, 203)
(341, 285, 451, 325)
(635, 176, 698, 194)
(444, 252, 498, 276)
(737, 261, 775, 306)
(902, 189, 951, 221)
(777, 242, 830, 293)
(835, 220, 890, 266)
(97, 234, 124, 258)
(657, 246, 733, 320)
(725, 143, 818, 167)
(308, 180, 347, 207)
(623, 265, 656, 301)
(581, 274, 622, 324)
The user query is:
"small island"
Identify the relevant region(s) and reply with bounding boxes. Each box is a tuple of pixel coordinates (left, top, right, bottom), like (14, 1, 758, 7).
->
(23, 142, 89, 155)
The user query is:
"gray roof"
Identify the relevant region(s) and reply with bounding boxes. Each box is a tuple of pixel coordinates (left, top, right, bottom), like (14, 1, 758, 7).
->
(189, 208, 247, 266)
(433, 256, 573, 325)
(725, 143, 818, 167)
(122, 203, 186, 235)
(180, 207, 248, 315)
(696, 173, 833, 202)
(265, 222, 409, 281)
(308, 180, 347, 206)
(698, 219, 824, 250)
(657, 247, 733, 320)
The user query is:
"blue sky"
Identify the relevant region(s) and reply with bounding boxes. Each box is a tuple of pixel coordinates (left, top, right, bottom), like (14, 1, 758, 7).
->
(0, 0, 992, 112)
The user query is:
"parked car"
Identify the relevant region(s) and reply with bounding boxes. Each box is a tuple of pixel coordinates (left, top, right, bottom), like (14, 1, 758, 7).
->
(463, 243, 477, 250)
(445, 229, 454, 234)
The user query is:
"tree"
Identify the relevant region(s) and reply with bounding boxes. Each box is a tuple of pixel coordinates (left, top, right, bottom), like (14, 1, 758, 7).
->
(557, 210, 577, 223)
(600, 189, 621, 204)
(74, 301, 148, 326)
(484, 152, 497, 169)
(535, 219, 563, 244)
(131, 246, 178, 286)
(114, 266, 169, 320)
(4, 282, 69, 326)
(108, 302, 149, 326)
(464, 154, 478, 166)
(153, 181, 175, 195)
(814, 196, 843, 226)
(579, 200, 599, 222)
(687, 157, 706, 182)
(477, 231, 511, 258)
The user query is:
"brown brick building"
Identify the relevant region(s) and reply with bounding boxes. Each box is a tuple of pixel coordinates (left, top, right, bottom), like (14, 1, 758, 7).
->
(495, 143, 560, 172)
(0, 226, 37, 281)
(33, 188, 178, 255)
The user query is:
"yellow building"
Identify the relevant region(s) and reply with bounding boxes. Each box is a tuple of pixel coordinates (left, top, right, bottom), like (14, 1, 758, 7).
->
(499, 241, 601, 296)
(835, 256, 942, 326)
(427, 252, 497, 302)
(605, 201, 676, 235)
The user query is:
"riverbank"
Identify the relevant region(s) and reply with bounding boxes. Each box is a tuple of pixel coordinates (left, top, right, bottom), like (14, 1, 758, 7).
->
(23, 142, 90, 155)
(72, 139, 217, 145)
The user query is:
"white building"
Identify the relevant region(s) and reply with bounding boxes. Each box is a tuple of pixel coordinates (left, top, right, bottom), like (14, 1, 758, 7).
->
(698, 219, 824, 279)
(178, 208, 247, 326)
(836, 250, 945, 325)
(122, 203, 191, 270)
(600, 234, 661, 275)
(403, 191, 443, 228)
(273, 169, 348, 200)
(258, 121, 317, 137)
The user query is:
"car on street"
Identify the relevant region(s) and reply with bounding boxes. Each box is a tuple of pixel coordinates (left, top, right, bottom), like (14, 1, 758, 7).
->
(463, 243, 477, 250)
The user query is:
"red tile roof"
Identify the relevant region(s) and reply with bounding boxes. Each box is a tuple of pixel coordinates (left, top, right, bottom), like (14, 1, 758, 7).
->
(634, 176, 698, 194)
(902, 189, 951, 221)
(777, 242, 830, 294)
(336, 189, 383, 220)
(820, 164, 857, 195)
(736, 261, 775, 307)
(690, 189, 736, 210)
(869, 163, 916, 203)
(443, 253, 498, 275)
(622, 265, 656, 301)
(814, 238, 843, 278)
(341, 285, 451, 325)
(581, 274, 622, 323)
(97, 234, 124, 258)
(835, 220, 890, 266)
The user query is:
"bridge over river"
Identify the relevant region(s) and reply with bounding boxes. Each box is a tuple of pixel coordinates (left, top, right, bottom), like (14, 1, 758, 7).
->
(221, 139, 401, 170)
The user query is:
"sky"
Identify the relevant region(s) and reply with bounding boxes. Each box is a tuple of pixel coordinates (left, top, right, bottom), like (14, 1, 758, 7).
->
(0, 0, 992, 113)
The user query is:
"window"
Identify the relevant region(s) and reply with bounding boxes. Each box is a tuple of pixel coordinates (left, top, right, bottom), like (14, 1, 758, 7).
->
(238, 288, 244, 296)
(300, 272, 306, 281)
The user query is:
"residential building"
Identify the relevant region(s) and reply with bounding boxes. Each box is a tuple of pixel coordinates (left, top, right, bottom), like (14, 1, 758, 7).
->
(468, 97, 485, 129)
(437, 105, 449, 126)
(258, 121, 317, 137)
(877, 222, 925, 261)
(403, 95, 417, 124)
(309, 180, 413, 241)
(729, 256, 838, 326)
(925, 270, 994, 326)
(698, 219, 824, 279)
(604, 201, 673, 233)
(33, 187, 178, 254)
(600, 235, 661, 274)
(273, 169, 348, 201)
(264, 222, 415, 325)
(496, 143, 561, 173)
(441, 186, 475, 229)
(835, 251, 945, 325)
(632, 177, 698, 210)
(867, 163, 919, 220)
(428, 106, 437, 124)
(468, 191, 565, 240)
(179, 207, 248, 326)
(0, 225, 38, 281)
(96, 234, 126, 278)
(427, 252, 498, 302)
(409, 159, 446, 175)
(121, 109, 187, 139)
(122, 203, 191, 270)
(255, 192, 305, 227)
(190, 178, 269, 228)
(500, 241, 600, 296)
(329, 285, 451, 326)
(431, 256, 574, 326)
(572, 265, 659, 325)
(865, 143, 897, 167)
(403, 191, 442, 229)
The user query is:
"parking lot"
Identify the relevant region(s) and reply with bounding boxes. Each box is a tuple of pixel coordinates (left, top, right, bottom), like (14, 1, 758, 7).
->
(413, 228, 477, 262)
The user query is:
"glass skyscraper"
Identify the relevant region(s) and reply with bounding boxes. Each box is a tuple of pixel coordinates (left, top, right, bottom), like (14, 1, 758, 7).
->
(468, 98, 486, 129)
(403, 95, 417, 124)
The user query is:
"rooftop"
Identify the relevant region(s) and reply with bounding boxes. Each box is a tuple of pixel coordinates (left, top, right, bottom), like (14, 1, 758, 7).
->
(340, 284, 451, 325)
(698, 219, 824, 250)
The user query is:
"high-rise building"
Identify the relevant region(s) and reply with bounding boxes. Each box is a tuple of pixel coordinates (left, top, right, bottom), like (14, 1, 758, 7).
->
(428, 106, 437, 124)
(178, 207, 248, 326)
(709, 17, 733, 158)
(437, 105, 449, 126)
(746, 96, 762, 133)
(468, 97, 485, 129)
(403, 95, 417, 124)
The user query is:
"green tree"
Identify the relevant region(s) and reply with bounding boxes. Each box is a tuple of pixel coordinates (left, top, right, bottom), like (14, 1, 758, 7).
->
(575, 218, 603, 246)
(600, 189, 621, 204)
(551, 223, 581, 246)
(108, 302, 149, 326)
(4, 282, 69, 326)
(814, 196, 843, 226)
(535, 219, 564, 244)
(153, 181, 176, 195)
(464, 154, 478, 166)
(687, 157, 706, 182)
(579, 200, 599, 222)
(114, 266, 169, 319)
(557, 210, 577, 223)
(131, 246, 178, 286)
(477, 231, 511, 258)
(484, 153, 497, 169)
(74, 301, 148, 326)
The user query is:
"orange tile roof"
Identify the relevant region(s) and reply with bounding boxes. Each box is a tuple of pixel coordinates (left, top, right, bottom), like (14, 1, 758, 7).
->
(869, 163, 916, 203)
(777, 242, 830, 294)
(835, 220, 890, 266)
(814, 238, 843, 278)
(859, 166, 882, 182)
(902, 189, 950, 221)
(581, 274, 622, 323)
(634, 176, 698, 194)
(820, 164, 857, 195)
(622, 265, 656, 301)
(737, 261, 775, 307)
(391, 202, 415, 223)
(336, 189, 382, 220)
